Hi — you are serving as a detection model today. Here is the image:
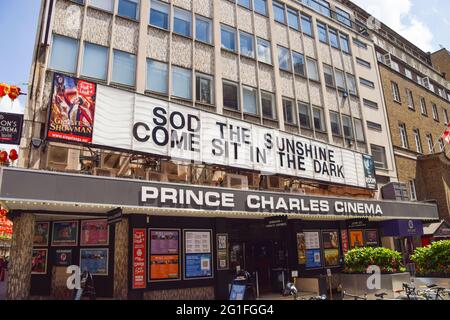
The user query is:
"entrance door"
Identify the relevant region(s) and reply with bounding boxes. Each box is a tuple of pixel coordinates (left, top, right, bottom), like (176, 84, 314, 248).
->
(253, 241, 272, 295)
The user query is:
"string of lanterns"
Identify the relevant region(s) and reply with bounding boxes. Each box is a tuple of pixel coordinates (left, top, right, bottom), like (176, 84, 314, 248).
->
(0, 83, 22, 104)
(0, 149, 19, 165)
(0, 208, 13, 240)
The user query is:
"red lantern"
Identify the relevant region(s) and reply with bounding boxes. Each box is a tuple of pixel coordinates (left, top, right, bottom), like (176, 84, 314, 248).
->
(9, 149, 18, 161)
(8, 86, 21, 101)
(0, 83, 9, 99)
(0, 151, 8, 163)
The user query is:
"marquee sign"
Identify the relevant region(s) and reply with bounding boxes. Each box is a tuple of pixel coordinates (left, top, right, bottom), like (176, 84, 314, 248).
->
(48, 75, 377, 189)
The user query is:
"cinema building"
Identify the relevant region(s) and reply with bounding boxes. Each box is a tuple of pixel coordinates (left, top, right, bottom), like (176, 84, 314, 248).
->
(1, 0, 439, 300)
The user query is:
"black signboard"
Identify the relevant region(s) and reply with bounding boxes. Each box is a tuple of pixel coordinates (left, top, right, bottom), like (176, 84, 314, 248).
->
(107, 207, 123, 225)
(265, 216, 288, 228)
(0, 112, 23, 145)
(347, 219, 369, 229)
(55, 249, 72, 266)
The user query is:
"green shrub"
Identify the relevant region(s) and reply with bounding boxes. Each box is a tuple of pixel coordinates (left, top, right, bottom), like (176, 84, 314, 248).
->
(344, 247, 405, 274)
(411, 240, 450, 276)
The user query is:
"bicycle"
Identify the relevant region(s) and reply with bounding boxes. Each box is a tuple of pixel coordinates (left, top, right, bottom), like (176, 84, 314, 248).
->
(417, 284, 449, 300)
(394, 283, 425, 300)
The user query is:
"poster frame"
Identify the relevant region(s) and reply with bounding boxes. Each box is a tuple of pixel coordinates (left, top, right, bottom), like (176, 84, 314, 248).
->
(216, 233, 229, 271)
(51, 220, 79, 247)
(132, 228, 147, 289)
(349, 229, 365, 249)
(33, 221, 50, 247)
(79, 248, 109, 276)
(303, 229, 323, 270)
(183, 229, 214, 281)
(31, 248, 48, 275)
(148, 228, 181, 283)
(80, 219, 110, 246)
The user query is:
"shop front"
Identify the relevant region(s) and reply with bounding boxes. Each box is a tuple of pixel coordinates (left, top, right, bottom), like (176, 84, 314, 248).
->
(0, 168, 439, 300)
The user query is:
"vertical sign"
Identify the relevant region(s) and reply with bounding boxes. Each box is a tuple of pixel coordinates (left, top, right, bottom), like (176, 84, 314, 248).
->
(341, 229, 349, 254)
(132, 229, 146, 289)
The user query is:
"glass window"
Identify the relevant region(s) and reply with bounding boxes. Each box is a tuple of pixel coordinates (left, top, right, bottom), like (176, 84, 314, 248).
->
(240, 31, 255, 58)
(82, 42, 108, 80)
(172, 66, 192, 99)
(299, 103, 311, 129)
(426, 134, 434, 153)
(254, 0, 267, 16)
(278, 46, 291, 71)
(335, 69, 345, 90)
(196, 74, 213, 104)
(273, 1, 285, 24)
(112, 50, 136, 86)
(146, 59, 168, 94)
(439, 139, 445, 152)
(313, 107, 325, 132)
(432, 103, 439, 121)
(317, 22, 328, 43)
(342, 115, 353, 139)
(223, 81, 239, 110)
(392, 81, 401, 102)
(409, 180, 417, 201)
(330, 111, 341, 136)
(118, 0, 139, 20)
(360, 78, 375, 88)
(287, 8, 299, 30)
(329, 28, 339, 48)
(323, 64, 334, 87)
(340, 33, 350, 54)
(347, 74, 357, 95)
(353, 38, 367, 49)
(420, 97, 427, 115)
(405, 68, 413, 80)
(238, 0, 251, 9)
(336, 7, 352, 27)
(49, 35, 79, 73)
(261, 92, 275, 119)
(367, 121, 382, 131)
(306, 58, 319, 81)
(221, 25, 236, 51)
(363, 99, 378, 109)
(173, 7, 192, 37)
(399, 123, 408, 148)
(257, 38, 272, 64)
(90, 0, 114, 12)
(283, 99, 296, 124)
(406, 89, 415, 109)
(354, 118, 365, 142)
(371, 144, 387, 169)
(196, 16, 212, 44)
(306, 0, 330, 17)
(150, 0, 169, 30)
(292, 51, 305, 76)
(444, 109, 449, 124)
(243, 86, 258, 115)
(356, 57, 371, 68)
(413, 129, 422, 153)
(301, 14, 313, 37)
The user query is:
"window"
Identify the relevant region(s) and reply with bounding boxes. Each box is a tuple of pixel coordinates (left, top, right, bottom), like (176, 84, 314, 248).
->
(367, 121, 382, 132)
(330, 111, 341, 136)
(243, 86, 258, 115)
(172, 66, 192, 99)
(335, 69, 345, 90)
(283, 99, 296, 124)
(292, 51, 305, 76)
(223, 81, 239, 110)
(287, 8, 299, 30)
(112, 50, 136, 86)
(432, 103, 439, 121)
(313, 107, 325, 132)
(391, 81, 401, 102)
(240, 31, 254, 58)
(257, 38, 272, 64)
(196, 74, 213, 104)
(306, 58, 319, 81)
(405, 68, 413, 80)
(371, 145, 387, 169)
(413, 129, 422, 153)
(196, 16, 212, 44)
(82, 42, 108, 80)
(301, 14, 313, 37)
(390, 60, 400, 73)
(444, 109, 449, 124)
(49, 35, 79, 73)
(317, 22, 328, 43)
(420, 97, 427, 115)
(406, 89, 415, 109)
(146, 59, 168, 94)
(173, 8, 192, 37)
(254, 0, 267, 16)
(90, 0, 114, 12)
(299, 103, 311, 129)
(360, 78, 374, 88)
(118, 0, 139, 20)
(340, 33, 350, 54)
(363, 99, 378, 109)
(354, 119, 365, 142)
(347, 74, 357, 95)
(238, 0, 251, 9)
(307, 0, 330, 17)
(323, 64, 334, 87)
(399, 123, 408, 149)
(329, 28, 339, 49)
(439, 139, 445, 152)
(342, 115, 353, 140)
(426, 134, 434, 153)
(409, 180, 417, 201)
(278, 46, 291, 71)
(353, 38, 367, 49)
(336, 7, 352, 27)
(273, 1, 285, 24)
(261, 92, 276, 119)
(221, 25, 236, 51)
(356, 58, 370, 68)
(150, 0, 169, 30)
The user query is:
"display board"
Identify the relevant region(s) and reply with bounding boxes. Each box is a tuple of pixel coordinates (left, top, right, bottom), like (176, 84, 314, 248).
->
(322, 230, 340, 267)
(0, 112, 24, 145)
(31, 249, 48, 274)
(33, 222, 50, 247)
(184, 230, 213, 279)
(80, 219, 109, 246)
(216, 234, 229, 271)
(132, 229, 146, 289)
(149, 229, 180, 281)
(79, 248, 109, 276)
(54, 249, 72, 266)
(364, 230, 379, 246)
(304, 231, 322, 269)
(51, 221, 78, 246)
(349, 230, 364, 248)
(296, 233, 306, 265)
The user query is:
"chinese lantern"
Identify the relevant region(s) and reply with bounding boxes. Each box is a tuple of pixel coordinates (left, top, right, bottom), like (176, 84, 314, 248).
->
(8, 86, 21, 102)
(9, 149, 18, 162)
(0, 151, 8, 163)
(0, 83, 9, 100)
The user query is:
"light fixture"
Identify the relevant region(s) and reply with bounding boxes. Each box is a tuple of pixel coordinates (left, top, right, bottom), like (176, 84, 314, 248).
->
(342, 91, 349, 99)
(31, 138, 44, 149)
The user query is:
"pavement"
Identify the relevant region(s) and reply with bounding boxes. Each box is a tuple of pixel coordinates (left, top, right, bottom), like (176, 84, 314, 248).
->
(0, 272, 6, 300)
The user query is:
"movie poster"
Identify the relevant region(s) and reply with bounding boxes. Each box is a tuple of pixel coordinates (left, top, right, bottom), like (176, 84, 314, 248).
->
(33, 222, 50, 246)
(80, 248, 108, 275)
(296, 233, 306, 265)
(150, 230, 179, 255)
(150, 255, 180, 280)
(55, 249, 72, 266)
(31, 249, 48, 274)
(48, 73, 96, 143)
(80, 220, 109, 246)
(365, 230, 379, 246)
(349, 230, 364, 248)
(322, 231, 339, 249)
(51, 221, 78, 246)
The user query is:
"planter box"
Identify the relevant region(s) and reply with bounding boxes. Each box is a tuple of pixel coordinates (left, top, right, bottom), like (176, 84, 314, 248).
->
(412, 277, 450, 289)
(341, 273, 410, 300)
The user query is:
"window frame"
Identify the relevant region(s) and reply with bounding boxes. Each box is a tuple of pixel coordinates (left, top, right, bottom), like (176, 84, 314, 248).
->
(222, 80, 240, 111)
(196, 73, 214, 105)
(196, 15, 212, 44)
(146, 58, 169, 94)
(149, 0, 169, 30)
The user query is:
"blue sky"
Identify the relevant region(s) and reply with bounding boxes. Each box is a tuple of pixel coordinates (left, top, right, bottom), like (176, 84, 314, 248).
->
(0, 0, 449, 113)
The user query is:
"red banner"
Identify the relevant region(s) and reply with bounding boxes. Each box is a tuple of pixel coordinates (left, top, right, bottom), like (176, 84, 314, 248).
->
(132, 229, 146, 289)
(341, 229, 349, 254)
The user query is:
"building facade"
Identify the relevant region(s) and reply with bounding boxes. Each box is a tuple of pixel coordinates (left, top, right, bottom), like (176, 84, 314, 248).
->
(1, 0, 440, 300)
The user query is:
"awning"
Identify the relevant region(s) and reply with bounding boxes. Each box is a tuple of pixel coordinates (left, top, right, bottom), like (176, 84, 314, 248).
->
(0, 168, 440, 222)
(423, 220, 450, 238)
(381, 219, 424, 237)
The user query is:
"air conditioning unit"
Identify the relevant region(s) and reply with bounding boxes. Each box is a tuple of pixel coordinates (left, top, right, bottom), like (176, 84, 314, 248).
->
(44, 145, 80, 171)
(225, 174, 249, 190)
(93, 167, 118, 177)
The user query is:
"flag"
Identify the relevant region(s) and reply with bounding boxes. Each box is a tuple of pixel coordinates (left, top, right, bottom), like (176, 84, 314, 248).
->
(442, 123, 450, 145)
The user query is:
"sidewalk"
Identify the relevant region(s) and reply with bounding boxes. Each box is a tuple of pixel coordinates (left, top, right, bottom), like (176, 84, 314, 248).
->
(0, 272, 7, 300)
